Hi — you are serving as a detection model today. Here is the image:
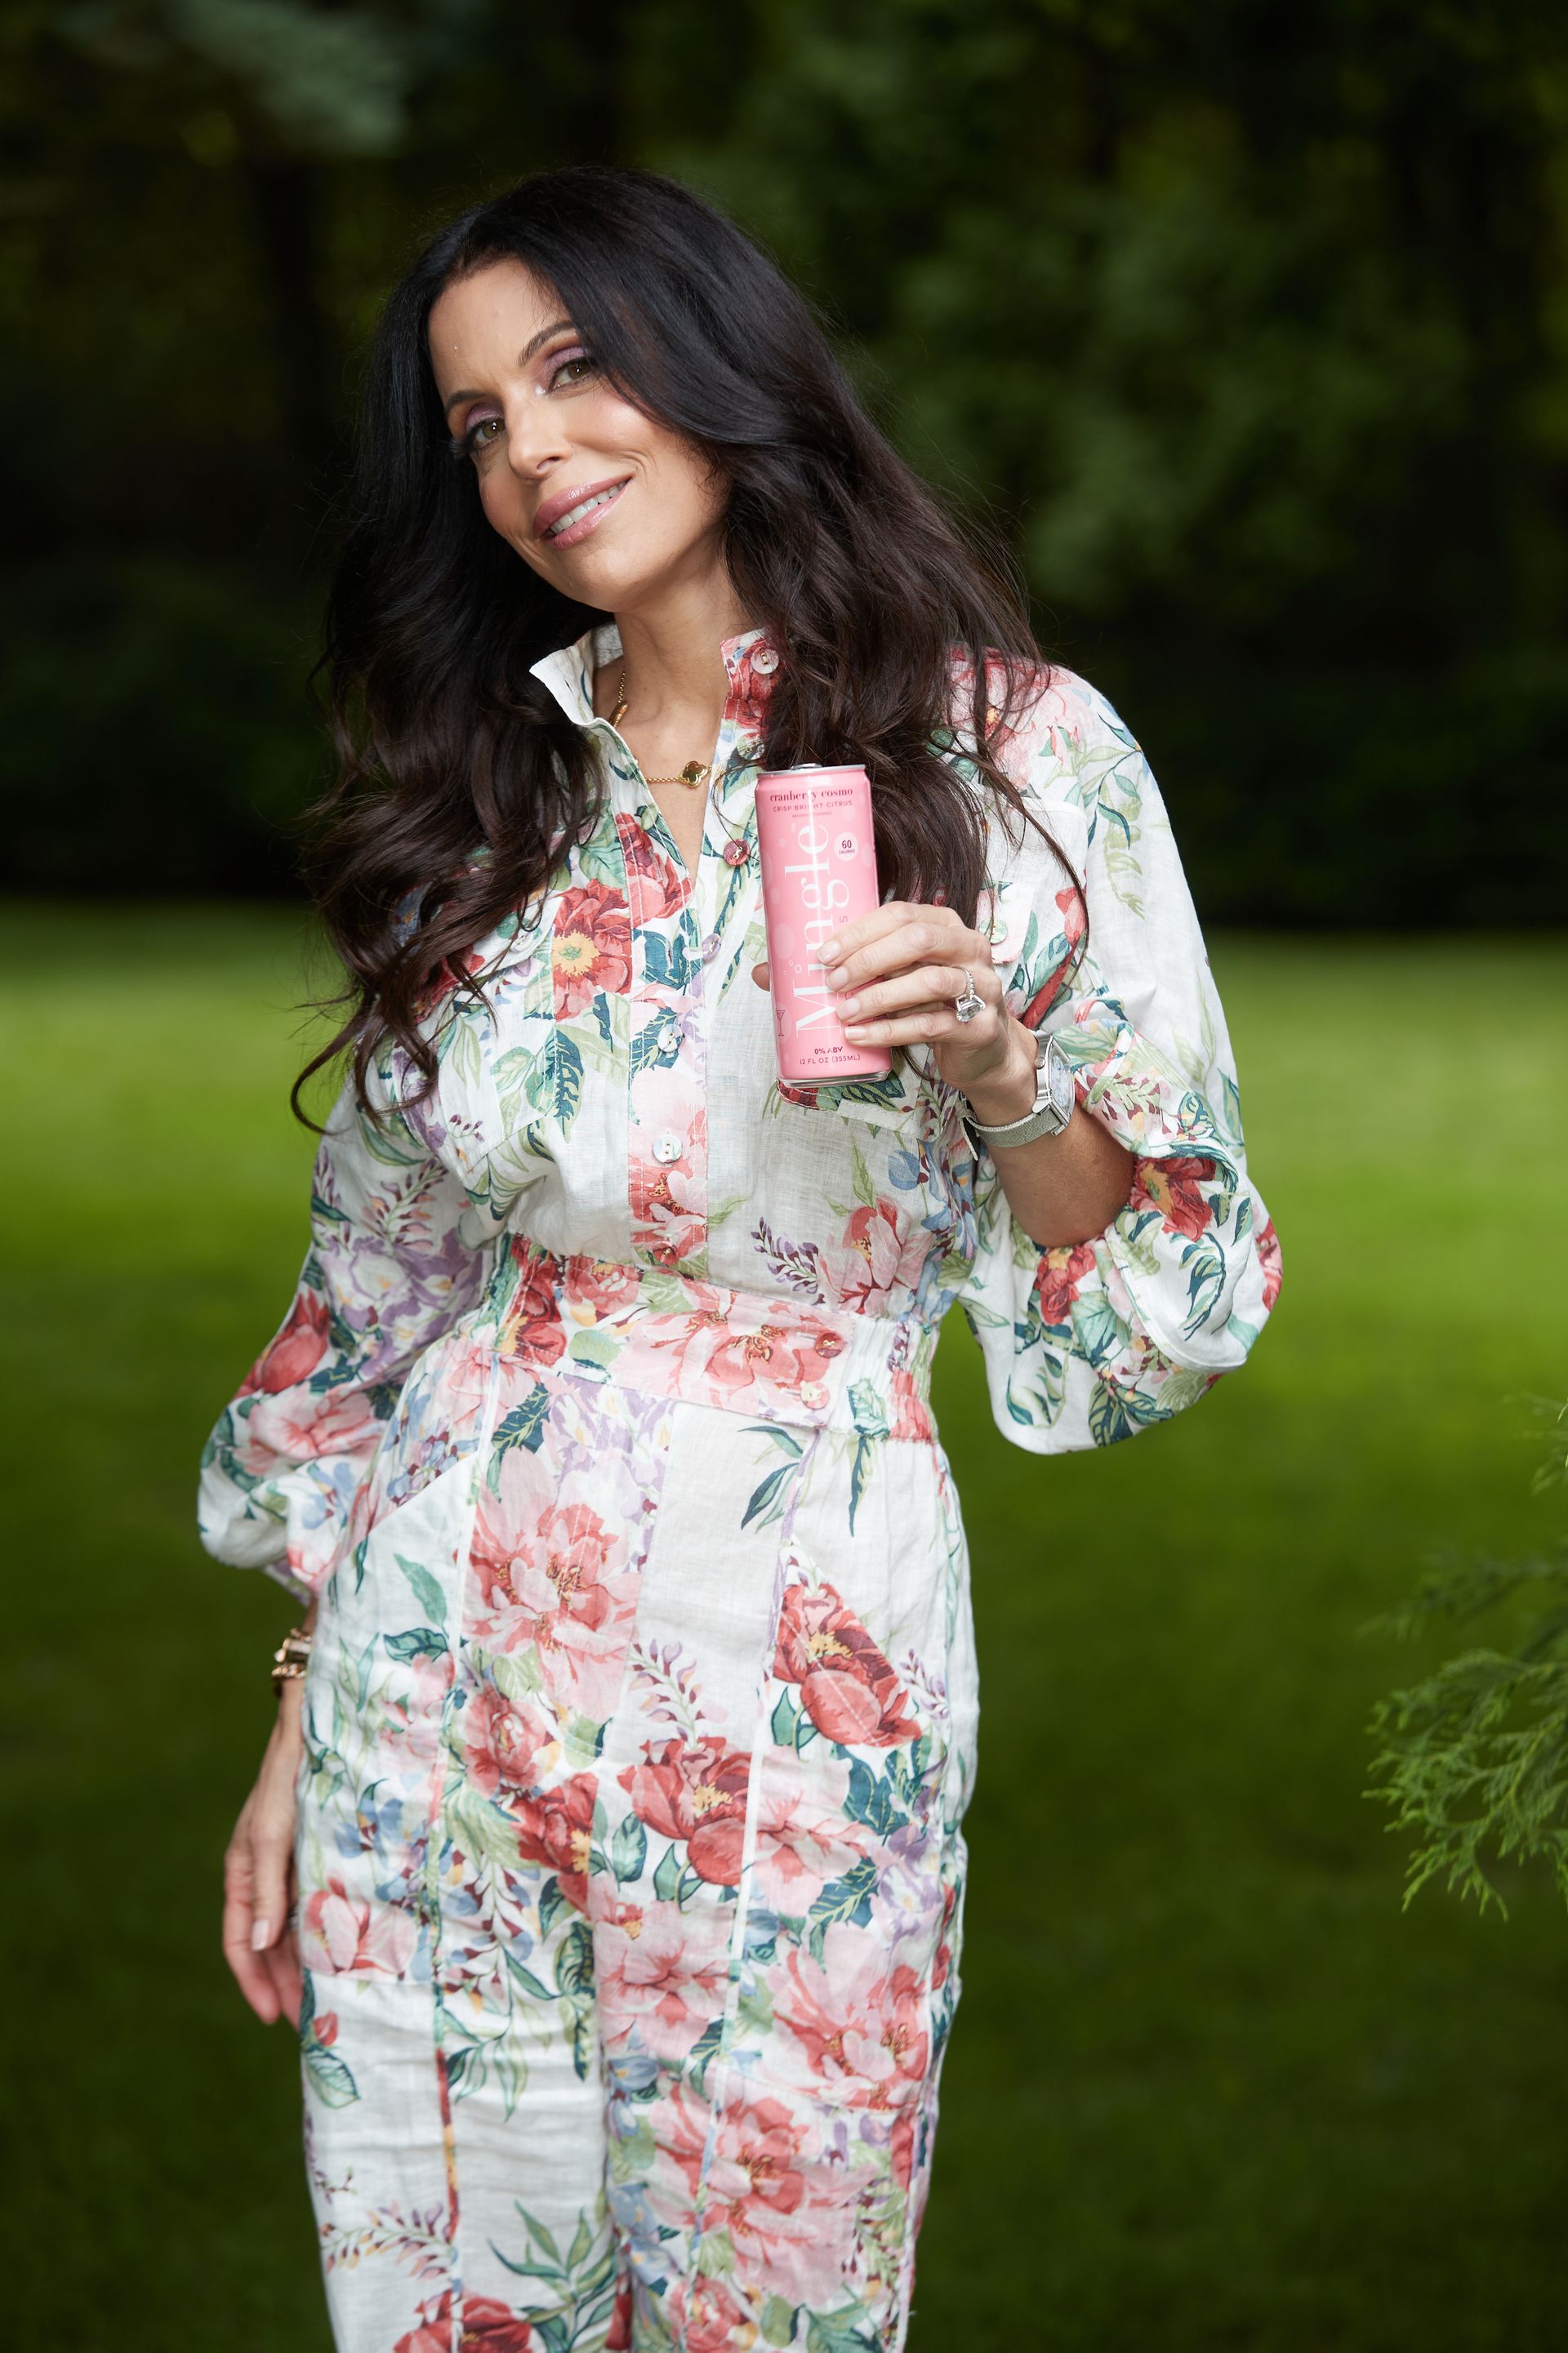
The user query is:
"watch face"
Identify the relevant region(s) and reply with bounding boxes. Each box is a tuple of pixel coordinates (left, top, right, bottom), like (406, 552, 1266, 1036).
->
(1045, 1039, 1075, 1122)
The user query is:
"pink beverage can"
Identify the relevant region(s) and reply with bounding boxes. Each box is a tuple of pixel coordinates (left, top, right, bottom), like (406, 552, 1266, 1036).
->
(755, 763, 892, 1084)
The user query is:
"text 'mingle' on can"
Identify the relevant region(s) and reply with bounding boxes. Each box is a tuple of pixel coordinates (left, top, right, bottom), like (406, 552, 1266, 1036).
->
(754, 763, 893, 1085)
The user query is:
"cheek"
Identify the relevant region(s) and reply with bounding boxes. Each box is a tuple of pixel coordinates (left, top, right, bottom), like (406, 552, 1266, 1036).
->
(477, 466, 523, 537)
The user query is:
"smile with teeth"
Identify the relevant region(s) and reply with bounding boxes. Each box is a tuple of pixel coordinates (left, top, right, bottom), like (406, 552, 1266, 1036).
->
(542, 482, 627, 540)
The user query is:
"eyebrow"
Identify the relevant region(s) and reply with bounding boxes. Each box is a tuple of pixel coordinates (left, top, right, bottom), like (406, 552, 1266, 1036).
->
(439, 319, 576, 417)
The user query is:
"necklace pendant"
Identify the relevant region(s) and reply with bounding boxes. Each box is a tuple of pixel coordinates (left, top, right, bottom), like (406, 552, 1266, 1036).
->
(679, 762, 711, 788)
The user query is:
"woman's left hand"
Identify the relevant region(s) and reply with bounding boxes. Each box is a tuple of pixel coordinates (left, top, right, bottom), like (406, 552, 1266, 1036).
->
(753, 900, 1036, 1119)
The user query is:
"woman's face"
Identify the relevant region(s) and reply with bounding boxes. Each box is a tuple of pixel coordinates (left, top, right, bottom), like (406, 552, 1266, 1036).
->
(427, 257, 728, 616)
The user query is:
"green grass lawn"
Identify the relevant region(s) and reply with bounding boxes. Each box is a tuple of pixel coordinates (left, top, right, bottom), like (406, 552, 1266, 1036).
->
(2, 907, 1566, 2352)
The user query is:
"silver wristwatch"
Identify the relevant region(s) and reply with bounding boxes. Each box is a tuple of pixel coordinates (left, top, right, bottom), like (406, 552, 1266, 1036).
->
(965, 1027, 1076, 1149)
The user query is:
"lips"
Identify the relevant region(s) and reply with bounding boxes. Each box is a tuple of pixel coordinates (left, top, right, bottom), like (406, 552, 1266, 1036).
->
(534, 475, 630, 543)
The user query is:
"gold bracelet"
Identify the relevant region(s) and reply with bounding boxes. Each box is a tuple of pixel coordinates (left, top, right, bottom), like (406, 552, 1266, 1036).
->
(270, 1624, 314, 1696)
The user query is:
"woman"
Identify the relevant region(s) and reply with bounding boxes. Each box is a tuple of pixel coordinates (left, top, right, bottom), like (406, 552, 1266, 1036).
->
(203, 165, 1280, 2353)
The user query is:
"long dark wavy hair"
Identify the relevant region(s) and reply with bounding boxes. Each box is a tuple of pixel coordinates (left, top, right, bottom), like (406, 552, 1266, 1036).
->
(299, 164, 1052, 1117)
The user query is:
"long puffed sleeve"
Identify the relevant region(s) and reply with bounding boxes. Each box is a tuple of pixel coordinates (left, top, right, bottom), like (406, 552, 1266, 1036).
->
(198, 1072, 488, 1598)
(956, 668, 1281, 1451)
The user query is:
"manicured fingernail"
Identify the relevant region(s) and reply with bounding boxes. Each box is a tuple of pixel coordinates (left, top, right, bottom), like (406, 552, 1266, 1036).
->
(835, 993, 860, 1016)
(252, 1918, 270, 1950)
(822, 965, 849, 988)
(820, 936, 844, 960)
(843, 1025, 867, 1041)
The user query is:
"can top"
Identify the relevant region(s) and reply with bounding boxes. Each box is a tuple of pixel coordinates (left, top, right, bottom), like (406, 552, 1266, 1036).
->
(756, 762, 865, 777)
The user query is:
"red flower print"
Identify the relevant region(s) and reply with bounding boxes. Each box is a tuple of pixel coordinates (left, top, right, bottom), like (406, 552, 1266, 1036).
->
(457, 2295, 535, 2351)
(595, 1903, 730, 2065)
(552, 880, 632, 1016)
(1015, 885, 1086, 1028)
(245, 1289, 331, 1395)
(415, 947, 489, 1017)
(568, 1257, 642, 1319)
(817, 1199, 929, 1313)
(614, 813, 688, 923)
(1129, 1152, 1217, 1241)
(776, 1944, 929, 2101)
(891, 2106, 916, 2190)
(712, 2093, 807, 2226)
(250, 1384, 378, 1463)
(1034, 1240, 1097, 1329)
(301, 1878, 416, 1976)
(394, 2293, 452, 2353)
(773, 1583, 920, 1748)
(606, 2271, 632, 2352)
(498, 1242, 567, 1366)
(618, 1736, 751, 1885)
(1257, 1215, 1283, 1309)
(670, 2276, 755, 2353)
(461, 1684, 558, 1801)
(312, 2008, 339, 2047)
(514, 1770, 599, 1911)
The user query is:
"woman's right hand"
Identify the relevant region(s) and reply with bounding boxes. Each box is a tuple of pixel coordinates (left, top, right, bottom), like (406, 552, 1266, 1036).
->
(222, 1677, 305, 2027)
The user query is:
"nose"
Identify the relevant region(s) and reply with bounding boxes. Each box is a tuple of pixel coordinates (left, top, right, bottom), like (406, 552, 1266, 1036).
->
(500, 394, 570, 487)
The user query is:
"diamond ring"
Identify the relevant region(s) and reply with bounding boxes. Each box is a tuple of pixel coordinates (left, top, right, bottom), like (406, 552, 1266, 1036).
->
(953, 972, 983, 1023)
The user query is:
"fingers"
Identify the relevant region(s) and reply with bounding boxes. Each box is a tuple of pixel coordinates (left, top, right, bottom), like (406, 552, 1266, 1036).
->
(836, 945, 1002, 1048)
(815, 901, 974, 993)
(751, 960, 770, 990)
(262, 1923, 305, 2032)
(223, 1825, 283, 2025)
(221, 1702, 304, 2026)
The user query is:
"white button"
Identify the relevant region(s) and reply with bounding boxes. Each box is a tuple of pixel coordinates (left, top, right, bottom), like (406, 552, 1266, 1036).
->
(751, 645, 778, 675)
(652, 1132, 682, 1165)
(799, 1379, 829, 1410)
(700, 932, 721, 964)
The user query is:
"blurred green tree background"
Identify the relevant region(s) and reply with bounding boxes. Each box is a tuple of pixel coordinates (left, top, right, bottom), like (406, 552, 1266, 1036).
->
(5, 0, 1567, 916)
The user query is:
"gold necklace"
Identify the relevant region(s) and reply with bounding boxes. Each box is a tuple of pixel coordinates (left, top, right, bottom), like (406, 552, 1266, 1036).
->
(608, 665, 711, 789)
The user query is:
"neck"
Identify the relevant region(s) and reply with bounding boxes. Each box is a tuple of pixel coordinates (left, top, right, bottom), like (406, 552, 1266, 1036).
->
(611, 558, 753, 720)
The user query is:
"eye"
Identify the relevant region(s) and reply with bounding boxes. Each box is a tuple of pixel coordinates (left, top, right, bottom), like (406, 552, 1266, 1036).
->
(546, 347, 598, 392)
(447, 413, 502, 462)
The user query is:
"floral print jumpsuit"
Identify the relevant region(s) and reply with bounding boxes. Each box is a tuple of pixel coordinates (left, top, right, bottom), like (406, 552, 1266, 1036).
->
(200, 625, 1280, 2353)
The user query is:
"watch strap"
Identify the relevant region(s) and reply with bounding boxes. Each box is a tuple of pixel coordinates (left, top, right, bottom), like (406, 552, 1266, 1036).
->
(966, 1029, 1075, 1149)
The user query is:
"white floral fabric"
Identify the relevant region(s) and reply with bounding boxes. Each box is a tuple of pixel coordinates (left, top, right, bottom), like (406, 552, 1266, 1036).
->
(199, 623, 1278, 2353)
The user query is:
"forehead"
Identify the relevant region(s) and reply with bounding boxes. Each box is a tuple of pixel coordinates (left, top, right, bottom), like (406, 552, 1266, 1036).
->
(426, 256, 564, 392)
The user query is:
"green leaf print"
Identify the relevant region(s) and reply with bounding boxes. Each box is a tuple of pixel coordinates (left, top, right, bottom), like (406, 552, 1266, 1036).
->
(1182, 1232, 1227, 1334)
(558, 1918, 595, 1996)
(630, 1005, 682, 1074)
(567, 1994, 595, 2083)
(394, 1553, 446, 1627)
(502, 1948, 556, 2005)
(817, 1069, 909, 1113)
(805, 1857, 880, 1960)
(848, 1437, 873, 1535)
(493, 2039, 528, 2122)
(513, 2204, 562, 2266)
(760, 2295, 799, 2347)
(303, 2039, 361, 2108)
(492, 1383, 551, 1466)
(806, 2311, 881, 2353)
(538, 1875, 568, 1938)
(1071, 1290, 1128, 1370)
(610, 1811, 647, 1884)
(651, 1841, 682, 1903)
(685, 2016, 724, 2097)
(844, 1754, 904, 1838)
(384, 1625, 448, 1662)
(770, 1686, 803, 1747)
(849, 1133, 875, 1208)
(743, 1458, 804, 1532)
(643, 929, 694, 991)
